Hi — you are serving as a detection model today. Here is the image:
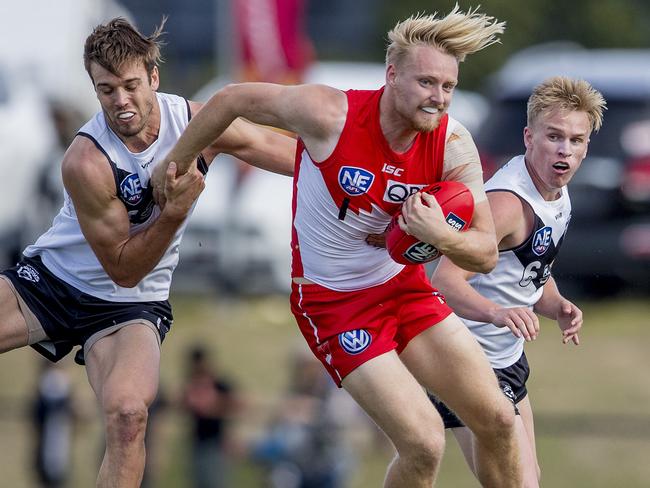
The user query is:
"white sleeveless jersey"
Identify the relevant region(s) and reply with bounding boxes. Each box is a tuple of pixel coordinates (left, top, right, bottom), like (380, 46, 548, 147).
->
(24, 92, 203, 302)
(464, 155, 572, 368)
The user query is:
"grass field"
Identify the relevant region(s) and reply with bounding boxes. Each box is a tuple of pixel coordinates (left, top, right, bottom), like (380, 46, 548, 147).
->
(0, 294, 648, 487)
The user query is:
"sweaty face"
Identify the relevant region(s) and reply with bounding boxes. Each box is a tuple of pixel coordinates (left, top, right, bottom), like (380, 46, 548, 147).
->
(90, 60, 159, 141)
(387, 45, 458, 132)
(524, 109, 591, 200)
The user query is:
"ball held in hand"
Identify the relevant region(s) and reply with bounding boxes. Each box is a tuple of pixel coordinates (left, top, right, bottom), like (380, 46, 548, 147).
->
(385, 181, 474, 265)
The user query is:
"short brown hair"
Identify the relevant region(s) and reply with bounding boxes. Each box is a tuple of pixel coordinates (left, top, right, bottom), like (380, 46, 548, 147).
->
(527, 76, 607, 133)
(83, 17, 165, 81)
(386, 5, 505, 66)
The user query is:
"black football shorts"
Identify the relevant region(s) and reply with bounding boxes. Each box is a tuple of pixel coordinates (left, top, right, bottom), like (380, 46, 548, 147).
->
(1, 255, 173, 365)
(428, 351, 530, 429)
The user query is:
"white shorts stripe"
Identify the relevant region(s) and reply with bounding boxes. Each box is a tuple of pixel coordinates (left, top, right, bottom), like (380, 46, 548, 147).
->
(298, 284, 320, 344)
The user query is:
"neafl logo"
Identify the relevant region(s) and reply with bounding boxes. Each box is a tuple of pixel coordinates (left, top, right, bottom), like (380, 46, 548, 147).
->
(532, 226, 552, 256)
(120, 173, 144, 206)
(338, 166, 375, 196)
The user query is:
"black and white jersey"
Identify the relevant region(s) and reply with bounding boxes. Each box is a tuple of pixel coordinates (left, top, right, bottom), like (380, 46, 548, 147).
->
(24, 92, 206, 302)
(464, 155, 571, 368)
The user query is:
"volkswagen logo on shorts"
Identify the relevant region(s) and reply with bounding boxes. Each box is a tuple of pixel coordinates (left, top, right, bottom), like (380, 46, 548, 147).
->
(339, 329, 372, 355)
(338, 166, 375, 196)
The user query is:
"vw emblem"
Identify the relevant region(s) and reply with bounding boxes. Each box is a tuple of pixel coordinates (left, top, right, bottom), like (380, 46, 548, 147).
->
(339, 329, 372, 355)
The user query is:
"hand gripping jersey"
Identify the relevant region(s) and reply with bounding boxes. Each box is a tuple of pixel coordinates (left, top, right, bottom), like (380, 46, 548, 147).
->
(23, 93, 206, 302)
(291, 88, 451, 291)
(464, 155, 572, 368)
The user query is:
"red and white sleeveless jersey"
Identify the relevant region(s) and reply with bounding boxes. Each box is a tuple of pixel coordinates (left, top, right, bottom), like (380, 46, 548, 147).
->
(291, 88, 449, 291)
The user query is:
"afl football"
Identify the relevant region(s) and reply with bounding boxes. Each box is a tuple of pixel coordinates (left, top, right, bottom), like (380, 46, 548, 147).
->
(385, 181, 474, 265)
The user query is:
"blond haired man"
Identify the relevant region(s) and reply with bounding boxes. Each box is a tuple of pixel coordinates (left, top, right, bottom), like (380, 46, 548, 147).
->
(163, 6, 522, 487)
(430, 76, 606, 486)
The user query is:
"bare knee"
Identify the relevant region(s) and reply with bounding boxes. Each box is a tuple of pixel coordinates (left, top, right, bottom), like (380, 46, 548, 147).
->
(473, 399, 516, 441)
(396, 431, 446, 476)
(104, 399, 149, 446)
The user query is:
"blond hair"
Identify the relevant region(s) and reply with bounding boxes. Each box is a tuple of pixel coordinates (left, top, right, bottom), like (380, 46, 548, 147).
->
(386, 4, 505, 66)
(527, 76, 607, 132)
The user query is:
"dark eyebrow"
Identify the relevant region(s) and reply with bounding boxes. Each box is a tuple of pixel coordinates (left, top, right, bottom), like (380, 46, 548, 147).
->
(96, 78, 141, 88)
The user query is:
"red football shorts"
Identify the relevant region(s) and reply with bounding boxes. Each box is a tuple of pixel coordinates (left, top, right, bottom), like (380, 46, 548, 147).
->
(290, 265, 453, 387)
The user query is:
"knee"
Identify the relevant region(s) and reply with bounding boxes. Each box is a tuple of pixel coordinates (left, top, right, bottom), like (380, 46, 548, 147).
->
(398, 431, 446, 476)
(103, 398, 149, 445)
(473, 399, 516, 440)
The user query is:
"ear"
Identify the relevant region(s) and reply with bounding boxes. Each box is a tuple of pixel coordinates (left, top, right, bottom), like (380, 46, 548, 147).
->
(523, 126, 533, 150)
(386, 64, 397, 87)
(150, 66, 160, 90)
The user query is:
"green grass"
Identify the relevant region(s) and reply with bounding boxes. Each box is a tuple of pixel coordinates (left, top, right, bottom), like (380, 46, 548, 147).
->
(0, 295, 648, 487)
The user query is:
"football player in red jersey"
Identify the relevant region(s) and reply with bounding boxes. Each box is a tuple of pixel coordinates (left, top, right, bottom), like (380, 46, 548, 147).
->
(162, 6, 523, 487)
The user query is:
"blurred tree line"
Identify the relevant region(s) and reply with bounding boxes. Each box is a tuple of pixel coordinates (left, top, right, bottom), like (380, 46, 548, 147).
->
(376, 0, 650, 92)
(122, 0, 650, 95)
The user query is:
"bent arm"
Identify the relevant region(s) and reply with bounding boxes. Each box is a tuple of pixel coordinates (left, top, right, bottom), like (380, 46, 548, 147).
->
(434, 124, 496, 272)
(432, 190, 541, 340)
(533, 276, 564, 319)
(434, 198, 497, 273)
(534, 276, 582, 344)
(64, 138, 204, 288)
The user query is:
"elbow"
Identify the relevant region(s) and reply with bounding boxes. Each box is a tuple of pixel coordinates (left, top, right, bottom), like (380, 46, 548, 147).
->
(115, 278, 140, 289)
(458, 242, 497, 274)
(108, 270, 142, 289)
(476, 244, 498, 273)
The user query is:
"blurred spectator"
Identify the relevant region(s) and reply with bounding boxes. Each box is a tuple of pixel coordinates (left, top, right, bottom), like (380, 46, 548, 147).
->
(181, 345, 238, 488)
(234, 0, 315, 84)
(30, 359, 77, 488)
(250, 344, 363, 488)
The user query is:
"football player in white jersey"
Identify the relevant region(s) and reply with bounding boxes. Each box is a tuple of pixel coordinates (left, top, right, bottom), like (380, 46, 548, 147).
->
(430, 76, 606, 487)
(0, 18, 295, 488)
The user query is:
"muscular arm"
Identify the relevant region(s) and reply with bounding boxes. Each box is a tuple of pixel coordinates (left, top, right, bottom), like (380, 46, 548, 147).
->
(188, 102, 297, 176)
(400, 125, 497, 272)
(63, 137, 204, 288)
(432, 191, 540, 341)
(166, 83, 347, 173)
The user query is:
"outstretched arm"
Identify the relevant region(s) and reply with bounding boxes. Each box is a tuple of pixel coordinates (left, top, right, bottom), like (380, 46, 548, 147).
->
(534, 276, 582, 345)
(63, 137, 204, 288)
(166, 83, 347, 174)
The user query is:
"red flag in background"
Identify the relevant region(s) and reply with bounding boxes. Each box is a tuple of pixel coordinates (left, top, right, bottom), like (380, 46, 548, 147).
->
(234, 0, 315, 83)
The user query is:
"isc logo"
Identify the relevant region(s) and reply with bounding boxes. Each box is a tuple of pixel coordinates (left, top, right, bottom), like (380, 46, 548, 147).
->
(404, 241, 440, 263)
(532, 226, 552, 256)
(445, 212, 467, 231)
(120, 173, 144, 206)
(338, 166, 375, 196)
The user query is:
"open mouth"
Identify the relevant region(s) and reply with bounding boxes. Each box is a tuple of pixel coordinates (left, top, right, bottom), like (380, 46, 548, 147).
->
(421, 106, 439, 115)
(553, 161, 570, 172)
